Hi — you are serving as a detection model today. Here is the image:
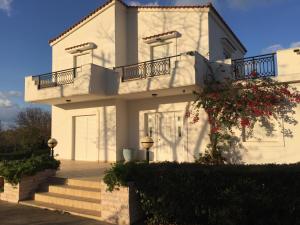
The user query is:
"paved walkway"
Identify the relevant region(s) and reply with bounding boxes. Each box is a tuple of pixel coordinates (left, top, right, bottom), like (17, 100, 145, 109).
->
(56, 160, 111, 181)
(0, 201, 107, 225)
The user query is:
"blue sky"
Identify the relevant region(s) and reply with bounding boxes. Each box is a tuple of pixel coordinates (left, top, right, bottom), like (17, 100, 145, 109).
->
(0, 0, 299, 125)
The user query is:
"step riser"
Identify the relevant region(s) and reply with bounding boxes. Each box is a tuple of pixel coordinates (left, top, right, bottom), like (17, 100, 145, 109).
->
(34, 194, 101, 211)
(48, 186, 101, 200)
(20, 201, 102, 220)
(66, 179, 102, 189)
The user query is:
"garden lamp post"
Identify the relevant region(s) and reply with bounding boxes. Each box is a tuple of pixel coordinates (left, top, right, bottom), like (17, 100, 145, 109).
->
(48, 138, 58, 158)
(141, 136, 154, 163)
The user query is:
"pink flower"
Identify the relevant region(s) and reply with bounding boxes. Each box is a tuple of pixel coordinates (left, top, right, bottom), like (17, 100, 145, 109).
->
(250, 70, 258, 78)
(185, 111, 191, 118)
(211, 126, 220, 133)
(193, 115, 199, 123)
(241, 118, 250, 127)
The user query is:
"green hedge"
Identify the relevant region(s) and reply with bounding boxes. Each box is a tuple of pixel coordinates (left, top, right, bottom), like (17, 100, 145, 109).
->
(0, 149, 50, 161)
(104, 162, 300, 225)
(0, 154, 60, 185)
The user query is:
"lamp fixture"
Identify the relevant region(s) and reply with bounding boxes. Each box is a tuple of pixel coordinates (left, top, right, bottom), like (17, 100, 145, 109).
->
(48, 138, 58, 158)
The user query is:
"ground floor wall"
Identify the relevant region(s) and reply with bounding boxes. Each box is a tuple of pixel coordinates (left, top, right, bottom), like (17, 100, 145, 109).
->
(240, 84, 300, 164)
(52, 92, 300, 164)
(52, 99, 127, 162)
(52, 94, 210, 163)
(127, 94, 210, 162)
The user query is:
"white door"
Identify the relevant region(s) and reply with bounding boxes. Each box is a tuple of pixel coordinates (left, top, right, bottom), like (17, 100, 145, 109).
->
(74, 115, 98, 161)
(174, 112, 186, 162)
(151, 43, 172, 60)
(147, 112, 186, 162)
(74, 53, 91, 76)
(75, 53, 91, 67)
(157, 112, 175, 161)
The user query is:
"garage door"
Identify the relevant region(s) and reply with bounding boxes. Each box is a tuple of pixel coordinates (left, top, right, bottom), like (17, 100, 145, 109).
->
(74, 115, 98, 161)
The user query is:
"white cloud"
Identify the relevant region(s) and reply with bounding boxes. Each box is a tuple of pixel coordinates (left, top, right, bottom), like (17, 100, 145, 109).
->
(0, 105, 20, 128)
(7, 90, 21, 97)
(261, 44, 284, 54)
(0, 90, 22, 99)
(173, 0, 285, 9)
(0, 99, 13, 108)
(127, 0, 284, 9)
(174, 0, 208, 5)
(262, 41, 300, 54)
(0, 0, 13, 16)
(290, 42, 300, 48)
(127, 0, 159, 6)
(0, 90, 21, 127)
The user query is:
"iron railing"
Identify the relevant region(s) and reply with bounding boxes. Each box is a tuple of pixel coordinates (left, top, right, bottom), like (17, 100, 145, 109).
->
(33, 67, 79, 89)
(114, 56, 178, 82)
(232, 53, 276, 80)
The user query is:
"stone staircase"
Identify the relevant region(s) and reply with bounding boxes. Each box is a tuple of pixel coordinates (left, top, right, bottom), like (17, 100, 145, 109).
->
(20, 177, 103, 221)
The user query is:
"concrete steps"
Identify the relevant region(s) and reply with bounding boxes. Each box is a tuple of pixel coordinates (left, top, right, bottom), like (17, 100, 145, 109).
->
(34, 192, 101, 211)
(20, 177, 103, 221)
(20, 200, 102, 220)
(48, 185, 101, 199)
(66, 179, 103, 189)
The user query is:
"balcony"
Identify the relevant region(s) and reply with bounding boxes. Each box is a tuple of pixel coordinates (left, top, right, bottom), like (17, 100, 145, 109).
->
(25, 64, 113, 104)
(115, 56, 172, 82)
(25, 52, 207, 104)
(33, 68, 78, 89)
(232, 53, 276, 80)
(113, 52, 206, 96)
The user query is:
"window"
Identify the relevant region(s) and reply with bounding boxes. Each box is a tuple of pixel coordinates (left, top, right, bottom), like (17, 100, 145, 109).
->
(241, 120, 285, 147)
(221, 38, 236, 60)
(74, 53, 91, 68)
(151, 43, 172, 60)
(223, 50, 231, 59)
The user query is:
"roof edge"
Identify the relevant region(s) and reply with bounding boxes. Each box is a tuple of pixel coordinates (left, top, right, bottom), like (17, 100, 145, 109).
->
(48, 0, 246, 53)
(48, 0, 212, 45)
(49, 0, 118, 45)
(208, 4, 247, 53)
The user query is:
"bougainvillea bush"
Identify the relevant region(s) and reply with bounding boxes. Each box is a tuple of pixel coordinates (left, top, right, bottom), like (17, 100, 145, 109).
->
(188, 76, 300, 164)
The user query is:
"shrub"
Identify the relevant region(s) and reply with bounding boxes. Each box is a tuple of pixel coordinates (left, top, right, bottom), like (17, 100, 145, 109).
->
(104, 162, 300, 225)
(0, 154, 60, 185)
(0, 149, 50, 161)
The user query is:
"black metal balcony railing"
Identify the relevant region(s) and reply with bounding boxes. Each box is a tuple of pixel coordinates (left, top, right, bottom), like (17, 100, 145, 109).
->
(114, 56, 174, 82)
(33, 67, 78, 89)
(232, 53, 276, 80)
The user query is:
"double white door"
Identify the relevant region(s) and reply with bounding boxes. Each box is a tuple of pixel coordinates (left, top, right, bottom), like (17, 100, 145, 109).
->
(74, 115, 98, 161)
(147, 112, 187, 162)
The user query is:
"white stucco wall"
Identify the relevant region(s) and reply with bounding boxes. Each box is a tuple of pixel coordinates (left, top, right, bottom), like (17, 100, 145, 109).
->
(127, 94, 210, 162)
(117, 54, 204, 95)
(52, 100, 118, 162)
(241, 102, 300, 164)
(277, 47, 300, 82)
(241, 48, 300, 164)
(208, 13, 245, 61)
(51, 93, 211, 163)
(116, 99, 129, 161)
(51, 2, 116, 71)
(131, 8, 210, 63)
(25, 64, 112, 104)
(32, 0, 300, 164)
(115, 1, 128, 67)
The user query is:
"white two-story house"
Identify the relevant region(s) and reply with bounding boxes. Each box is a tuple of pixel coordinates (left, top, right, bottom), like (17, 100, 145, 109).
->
(25, 0, 300, 164)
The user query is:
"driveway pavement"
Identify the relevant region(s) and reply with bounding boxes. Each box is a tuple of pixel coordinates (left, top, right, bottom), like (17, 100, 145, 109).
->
(0, 201, 107, 225)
